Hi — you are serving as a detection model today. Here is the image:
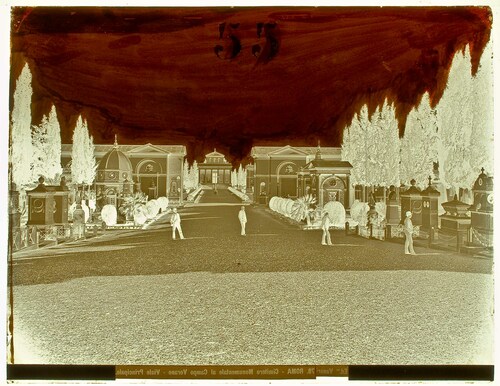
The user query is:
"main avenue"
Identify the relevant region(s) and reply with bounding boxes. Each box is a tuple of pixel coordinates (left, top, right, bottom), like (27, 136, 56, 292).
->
(10, 187, 493, 366)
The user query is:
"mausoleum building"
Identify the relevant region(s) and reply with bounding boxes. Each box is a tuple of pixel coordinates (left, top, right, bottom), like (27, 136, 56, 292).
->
(250, 145, 353, 208)
(61, 139, 186, 205)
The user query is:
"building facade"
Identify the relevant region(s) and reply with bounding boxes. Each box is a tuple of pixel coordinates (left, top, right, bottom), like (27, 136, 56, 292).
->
(198, 149, 232, 185)
(61, 140, 186, 205)
(251, 145, 353, 208)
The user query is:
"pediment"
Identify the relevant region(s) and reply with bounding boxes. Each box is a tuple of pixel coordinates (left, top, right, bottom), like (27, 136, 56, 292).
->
(205, 151, 225, 158)
(128, 143, 169, 154)
(268, 145, 308, 156)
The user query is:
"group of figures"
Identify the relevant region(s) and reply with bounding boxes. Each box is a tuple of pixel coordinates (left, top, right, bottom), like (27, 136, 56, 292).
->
(168, 206, 248, 240)
(169, 204, 416, 254)
(321, 208, 416, 254)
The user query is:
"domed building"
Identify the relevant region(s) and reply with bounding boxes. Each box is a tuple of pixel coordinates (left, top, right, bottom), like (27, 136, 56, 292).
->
(95, 136, 134, 206)
(60, 136, 186, 207)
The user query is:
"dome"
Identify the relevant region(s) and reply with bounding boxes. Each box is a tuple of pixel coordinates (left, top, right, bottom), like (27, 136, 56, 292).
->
(96, 137, 133, 183)
(473, 168, 493, 192)
(98, 148, 132, 171)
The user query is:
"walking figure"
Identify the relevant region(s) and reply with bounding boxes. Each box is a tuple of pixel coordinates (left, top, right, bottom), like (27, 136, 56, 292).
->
(73, 204, 86, 240)
(404, 211, 416, 255)
(170, 207, 185, 240)
(238, 206, 247, 236)
(321, 211, 333, 246)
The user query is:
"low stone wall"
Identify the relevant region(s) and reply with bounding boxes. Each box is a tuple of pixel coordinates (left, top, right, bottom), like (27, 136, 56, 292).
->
(186, 187, 203, 202)
(228, 186, 251, 202)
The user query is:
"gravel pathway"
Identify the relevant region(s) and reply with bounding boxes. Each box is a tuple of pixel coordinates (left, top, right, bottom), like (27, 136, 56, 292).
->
(10, 203, 494, 366)
(13, 270, 493, 365)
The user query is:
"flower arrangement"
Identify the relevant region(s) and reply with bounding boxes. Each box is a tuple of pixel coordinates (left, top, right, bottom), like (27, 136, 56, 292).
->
(119, 192, 147, 221)
(157, 196, 169, 212)
(145, 199, 160, 219)
(133, 204, 147, 225)
(101, 204, 117, 226)
(291, 194, 317, 224)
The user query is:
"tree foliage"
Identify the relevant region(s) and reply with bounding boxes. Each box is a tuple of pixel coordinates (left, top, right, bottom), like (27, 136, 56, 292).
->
(436, 46, 475, 191)
(400, 93, 440, 188)
(435, 44, 493, 191)
(191, 160, 199, 188)
(182, 160, 200, 191)
(370, 100, 400, 187)
(32, 105, 63, 184)
(468, 42, 493, 176)
(10, 63, 35, 188)
(182, 159, 190, 191)
(342, 101, 400, 187)
(71, 116, 96, 185)
(237, 164, 247, 190)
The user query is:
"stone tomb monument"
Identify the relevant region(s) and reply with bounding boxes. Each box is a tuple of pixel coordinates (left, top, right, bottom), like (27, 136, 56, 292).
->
(26, 177, 70, 226)
(469, 168, 493, 248)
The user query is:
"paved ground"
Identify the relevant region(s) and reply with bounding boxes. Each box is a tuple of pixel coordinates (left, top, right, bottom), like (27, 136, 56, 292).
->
(9, 189, 494, 365)
(199, 185, 241, 204)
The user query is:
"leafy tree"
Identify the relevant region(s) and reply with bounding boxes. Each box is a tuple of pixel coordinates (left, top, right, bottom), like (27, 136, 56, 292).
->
(45, 105, 63, 184)
(71, 116, 86, 185)
(342, 105, 370, 186)
(469, 42, 493, 176)
(369, 100, 400, 188)
(31, 119, 49, 182)
(237, 164, 247, 190)
(10, 63, 34, 188)
(32, 105, 63, 184)
(435, 45, 476, 193)
(71, 116, 96, 187)
(191, 160, 199, 188)
(82, 132, 97, 186)
(182, 159, 190, 191)
(342, 101, 400, 188)
(400, 93, 440, 188)
(231, 169, 237, 187)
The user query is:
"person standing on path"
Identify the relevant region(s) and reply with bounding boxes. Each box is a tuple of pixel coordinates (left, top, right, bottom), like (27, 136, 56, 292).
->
(73, 204, 86, 240)
(238, 206, 247, 236)
(321, 211, 333, 246)
(170, 207, 185, 240)
(404, 210, 416, 255)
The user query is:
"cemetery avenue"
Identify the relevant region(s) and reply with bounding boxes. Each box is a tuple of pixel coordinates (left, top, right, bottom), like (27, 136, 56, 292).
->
(10, 202, 493, 365)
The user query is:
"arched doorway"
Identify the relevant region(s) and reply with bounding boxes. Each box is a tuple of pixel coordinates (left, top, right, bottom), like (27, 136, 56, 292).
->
(277, 162, 298, 198)
(136, 159, 163, 199)
(321, 176, 346, 207)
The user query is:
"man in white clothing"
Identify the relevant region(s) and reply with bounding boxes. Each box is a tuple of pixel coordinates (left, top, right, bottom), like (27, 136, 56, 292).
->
(238, 206, 247, 236)
(170, 207, 185, 240)
(321, 211, 333, 246)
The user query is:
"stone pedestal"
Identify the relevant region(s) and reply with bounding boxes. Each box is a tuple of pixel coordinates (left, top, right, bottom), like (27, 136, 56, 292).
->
(440, 195, 471, 235)
(26, 177, 70, 226)
(27, 178, 55, 226)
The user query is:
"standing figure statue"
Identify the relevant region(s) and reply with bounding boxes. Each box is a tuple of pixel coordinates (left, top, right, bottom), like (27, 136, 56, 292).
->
(73, 204, 86, 240)
(238, 206, 247, 236)
(321, 211, 333, 246)
(170, 207, 185, 240)
(404, 211, 416, 255)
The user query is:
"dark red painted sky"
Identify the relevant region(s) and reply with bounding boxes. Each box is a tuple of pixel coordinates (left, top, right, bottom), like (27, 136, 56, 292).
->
(10, 6, 491, 165)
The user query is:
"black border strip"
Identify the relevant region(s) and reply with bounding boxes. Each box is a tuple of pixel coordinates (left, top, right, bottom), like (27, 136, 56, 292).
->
(349, 365, 494, 381)
(7, 365, 116, 380)
(7, 365, 494, 381)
